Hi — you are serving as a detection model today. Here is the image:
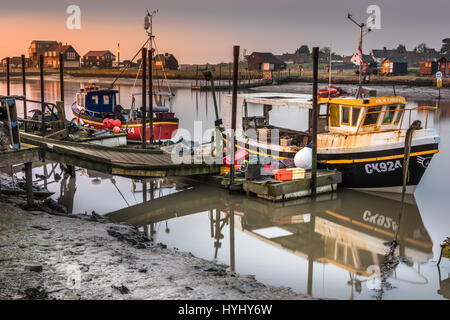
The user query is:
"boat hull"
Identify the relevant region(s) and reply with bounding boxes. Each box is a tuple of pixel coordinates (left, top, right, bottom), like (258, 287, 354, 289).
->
(72, 105, 178, 143)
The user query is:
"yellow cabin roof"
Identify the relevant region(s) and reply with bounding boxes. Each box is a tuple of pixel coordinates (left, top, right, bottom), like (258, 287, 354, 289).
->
(318, 95, 407, 107)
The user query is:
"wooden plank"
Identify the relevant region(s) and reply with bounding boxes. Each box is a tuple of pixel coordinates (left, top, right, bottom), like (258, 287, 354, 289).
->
(0, 146, 40, 168)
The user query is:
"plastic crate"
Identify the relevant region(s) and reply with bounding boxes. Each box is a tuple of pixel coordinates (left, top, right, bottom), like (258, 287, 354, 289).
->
(273, 169, 293, 181)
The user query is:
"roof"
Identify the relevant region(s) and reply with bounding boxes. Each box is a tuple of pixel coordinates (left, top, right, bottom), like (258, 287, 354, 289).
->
(382, 56, 407, 63)
(321, 96, 407, 107)
(83, 50, 115, 58)
(235, 92, 313, 108)
(249, 52, 286, 65)
(31, 40, 59, 45)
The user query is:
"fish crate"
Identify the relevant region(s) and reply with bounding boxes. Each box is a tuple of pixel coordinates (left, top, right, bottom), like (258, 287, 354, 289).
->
(273, 168, 305, 181)
(257, 128, 271, 140)
(280, 137, 293, 146)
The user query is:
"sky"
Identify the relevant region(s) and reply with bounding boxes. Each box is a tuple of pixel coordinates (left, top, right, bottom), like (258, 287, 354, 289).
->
(0, 0, 449, 64)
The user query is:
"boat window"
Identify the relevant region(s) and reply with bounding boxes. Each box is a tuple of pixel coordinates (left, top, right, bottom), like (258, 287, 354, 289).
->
(103, 95, 110, 105)
(352, 107, 361, 126)
(363, 106, 382, 126)
(341, 106, 350, 125)
(394, 104, 405, 124)
(91, 95, 99, 105)
(329, 104, 339, 127)
(382, 105, 397, 124)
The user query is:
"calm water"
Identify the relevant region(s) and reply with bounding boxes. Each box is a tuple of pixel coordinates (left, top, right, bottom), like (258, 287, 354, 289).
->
(1, 77, 449, 300)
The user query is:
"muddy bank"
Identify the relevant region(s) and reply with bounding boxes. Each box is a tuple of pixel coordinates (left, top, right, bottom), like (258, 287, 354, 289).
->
(251, 82, 450, 101)
(0, 194, 310, 300)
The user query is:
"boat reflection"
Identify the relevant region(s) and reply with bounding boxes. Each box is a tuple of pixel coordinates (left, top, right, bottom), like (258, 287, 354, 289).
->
(106, 180, 434, 298)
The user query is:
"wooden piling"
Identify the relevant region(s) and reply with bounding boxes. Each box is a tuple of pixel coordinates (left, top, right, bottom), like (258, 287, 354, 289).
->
(196, 65, 199, 86)
(40, 54, 45, 136)
(229, 45, 240, 190)
(141, 48, 147, 149)
(24, 162, 33, 206)
(311, 47, 319, 198)
(148, 49, 153, 145)
(21, 55, 27, 132)
(59, 53, 64, 102)
(6, 57, 10, 96)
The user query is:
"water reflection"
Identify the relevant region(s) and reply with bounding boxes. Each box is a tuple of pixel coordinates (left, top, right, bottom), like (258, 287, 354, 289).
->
(103, 180, 436, 299)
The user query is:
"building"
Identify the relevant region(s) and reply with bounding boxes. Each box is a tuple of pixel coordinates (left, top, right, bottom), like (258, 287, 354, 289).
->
(82, 50, 116, 68)
(28, 40, 59, 67)
(153, 53, 179, 70)
(437, 56, 450, 77)
(275, 52, 309, 64)
(349, 53, 377, 74)
(381, 57, 408, 75)
(247, 52, 286, 71)
(42, 44, 80, 69)
(419, 60, 438, 76)
(1, 56, 31, 69)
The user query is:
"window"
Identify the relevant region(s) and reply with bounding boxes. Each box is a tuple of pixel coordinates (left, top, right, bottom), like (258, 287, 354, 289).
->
(352, 107, 361, 126)
(394, 104, 405, 124)
(341, 106, 350, 125)
(363, 106, 382, 126)
(329, 104, 339, 127)
(91, 95, 99, 105)
(382, 105, 397, 124)
(103, 95, 110, 105)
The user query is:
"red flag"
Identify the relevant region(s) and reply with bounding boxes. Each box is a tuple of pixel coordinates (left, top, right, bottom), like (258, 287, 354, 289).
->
(357, 45, 364, 64)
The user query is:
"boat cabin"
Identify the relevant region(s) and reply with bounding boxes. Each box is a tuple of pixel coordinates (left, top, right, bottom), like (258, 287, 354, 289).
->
(76, 87, 119, 117)
(321, 96, 408, 134)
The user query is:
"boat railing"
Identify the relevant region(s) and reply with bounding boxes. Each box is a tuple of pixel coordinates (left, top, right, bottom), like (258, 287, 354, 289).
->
(356, 105, 437, 133)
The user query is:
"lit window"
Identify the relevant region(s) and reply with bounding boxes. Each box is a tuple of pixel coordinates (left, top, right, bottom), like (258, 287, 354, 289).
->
(91, 95, 99, 105)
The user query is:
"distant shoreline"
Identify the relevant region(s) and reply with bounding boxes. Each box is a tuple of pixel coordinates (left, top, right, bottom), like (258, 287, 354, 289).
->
(1, 69, 448, 88)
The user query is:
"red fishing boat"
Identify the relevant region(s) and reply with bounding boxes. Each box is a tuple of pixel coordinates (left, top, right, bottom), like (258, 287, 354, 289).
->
(72, 86, 179, 143)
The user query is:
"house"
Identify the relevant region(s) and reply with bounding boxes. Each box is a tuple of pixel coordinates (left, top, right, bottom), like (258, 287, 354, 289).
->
(153, 53, 179, 70)
(370, 46, 407, 64)
(275, 52, 309, 64)
(381, 57, 408, 75)
(419, 60, 438, 76)
(247, 52, 286, 71)
(437, 56, 450, 77)
(350, 53, 377, 74)
(28, 40, 59, 67)
(42, 43, 80, 69)
(82, 50, 116, 68)
(1, 56, 31, 69)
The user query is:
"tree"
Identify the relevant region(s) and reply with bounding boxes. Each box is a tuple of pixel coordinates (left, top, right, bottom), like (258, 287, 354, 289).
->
(441, 38, 450, 55)
(396, 44, 407, 53)
(414, 43, 428, 54)
(295, 45, 310, 55)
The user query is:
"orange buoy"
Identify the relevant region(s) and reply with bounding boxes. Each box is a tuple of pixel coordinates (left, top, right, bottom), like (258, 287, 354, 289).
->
(112, 126, 120, 133)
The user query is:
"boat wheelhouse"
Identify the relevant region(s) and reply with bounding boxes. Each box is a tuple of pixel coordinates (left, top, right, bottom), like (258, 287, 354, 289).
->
(219, 92, 440, 194)
(72, 85, 179, 143)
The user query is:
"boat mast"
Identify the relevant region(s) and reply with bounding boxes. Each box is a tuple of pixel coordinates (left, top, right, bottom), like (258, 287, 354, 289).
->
(145, 9, 158, 144)
(347, 13, 370, 99)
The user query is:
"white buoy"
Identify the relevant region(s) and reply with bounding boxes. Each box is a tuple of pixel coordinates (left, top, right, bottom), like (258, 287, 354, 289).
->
(294, 146, 312, 169)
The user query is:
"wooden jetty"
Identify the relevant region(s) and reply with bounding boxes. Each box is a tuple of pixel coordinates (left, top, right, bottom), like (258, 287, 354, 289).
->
(20, 132, 221, 178)
(213, 170, 342, 202)
(191, 79, 273, 91)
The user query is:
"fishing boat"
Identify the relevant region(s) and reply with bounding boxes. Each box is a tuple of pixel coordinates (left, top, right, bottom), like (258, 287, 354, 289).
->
(219, 91, 440, 194)
(71, 86, 179, 143)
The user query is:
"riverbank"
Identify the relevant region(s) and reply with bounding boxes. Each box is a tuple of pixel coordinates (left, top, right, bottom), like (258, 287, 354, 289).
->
(0, 191, 310, 300)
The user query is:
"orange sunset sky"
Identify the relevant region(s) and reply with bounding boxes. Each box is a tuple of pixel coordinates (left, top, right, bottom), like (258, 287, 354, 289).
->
(1, 0, 449, 64)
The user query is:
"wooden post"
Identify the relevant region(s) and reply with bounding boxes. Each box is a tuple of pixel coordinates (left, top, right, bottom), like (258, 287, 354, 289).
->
(219, 64, 222, 85)
(40, 54, 45, 136)
(25, 162, 34, 207)
(229, 205, 236, 273)
(311, 47, 319, 198)
(21, 55, 27, 132)
(229, 45, 239, 190)
(141, 48, 147, 148)
(6, 57, 10, 96)
(228, 63, 231, 91)
(59, 53, 64, 102)
(196, 65, 199, 86)
(148, 49, 153, 145)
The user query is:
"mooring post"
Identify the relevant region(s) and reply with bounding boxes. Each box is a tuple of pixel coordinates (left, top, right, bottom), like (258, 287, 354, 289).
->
(40, 54, 45, 136)
(229, 204, 236, 273)
(229, 45, 240, 190)
(25, 162, 34, 207)
(141, 48, 147, 149)
(196, 64, 199, 86)
(228, 63, 231, 92)
(59, 53, 64, 102)
(21, 55, 27, 132)
(6, 57, 10, 96)
(311, 47, 319, 198)
(148, 49, 153, 145)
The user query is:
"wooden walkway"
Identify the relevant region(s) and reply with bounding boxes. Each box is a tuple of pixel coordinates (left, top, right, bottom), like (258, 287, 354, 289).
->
(20, 132, 221, 178)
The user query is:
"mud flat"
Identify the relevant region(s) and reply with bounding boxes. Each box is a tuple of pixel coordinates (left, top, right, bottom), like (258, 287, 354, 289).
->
(0, 194, 311, 300)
